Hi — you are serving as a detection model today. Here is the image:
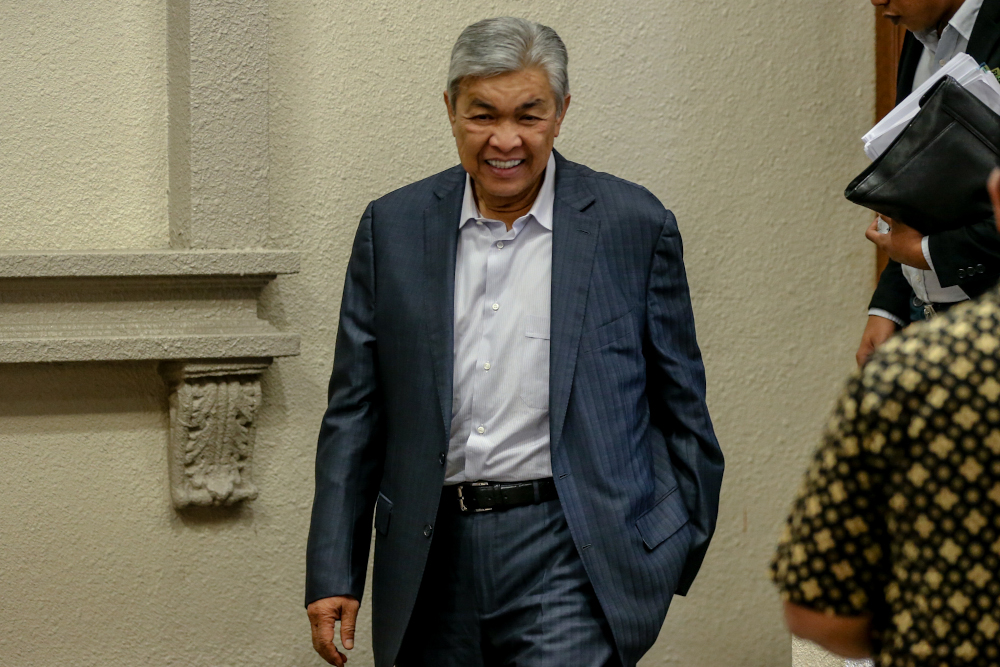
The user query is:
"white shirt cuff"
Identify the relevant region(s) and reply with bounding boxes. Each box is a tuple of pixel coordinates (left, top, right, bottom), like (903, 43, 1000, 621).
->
(868, 308, 906, 327)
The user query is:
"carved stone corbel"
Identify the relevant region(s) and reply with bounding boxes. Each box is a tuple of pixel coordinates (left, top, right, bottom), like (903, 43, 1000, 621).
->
(160, 359, 272, 508)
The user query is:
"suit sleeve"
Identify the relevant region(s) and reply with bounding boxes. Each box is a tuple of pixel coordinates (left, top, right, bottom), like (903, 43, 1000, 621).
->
(306, 203, 387, 606)
(868, 260, 912, 324)
(926, 218, 1000, 293)
(644, 211, 725, 595)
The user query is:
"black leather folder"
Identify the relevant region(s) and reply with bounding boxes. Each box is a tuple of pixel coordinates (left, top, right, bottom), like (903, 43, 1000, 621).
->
(845, 75, 1000, 235)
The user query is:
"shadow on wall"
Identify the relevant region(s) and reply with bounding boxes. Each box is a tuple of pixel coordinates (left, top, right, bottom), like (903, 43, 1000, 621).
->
(0, 361, 165, 423)
(0, 360, 258, 529)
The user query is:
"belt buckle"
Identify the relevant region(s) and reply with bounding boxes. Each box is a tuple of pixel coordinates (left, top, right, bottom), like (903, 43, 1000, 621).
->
(457, 481, 490, 513)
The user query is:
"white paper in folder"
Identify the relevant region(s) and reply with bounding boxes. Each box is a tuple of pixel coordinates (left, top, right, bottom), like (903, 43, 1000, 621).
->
(862, 52, 1000, 160)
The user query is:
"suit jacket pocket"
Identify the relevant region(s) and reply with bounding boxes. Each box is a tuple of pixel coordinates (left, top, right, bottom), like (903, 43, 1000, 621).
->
(375, 492, 393, 536)
(579, 310, 634, 354)
(635, 487, 688, 550)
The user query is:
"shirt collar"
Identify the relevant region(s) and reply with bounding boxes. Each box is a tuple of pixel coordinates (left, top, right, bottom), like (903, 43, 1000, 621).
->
(459, 152, 556, 231)
(913, 0, 983, 49)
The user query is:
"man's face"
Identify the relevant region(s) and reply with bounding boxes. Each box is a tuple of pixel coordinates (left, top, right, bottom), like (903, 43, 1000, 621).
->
(870, 0, 965, 32)
(446, 68, 569, 208)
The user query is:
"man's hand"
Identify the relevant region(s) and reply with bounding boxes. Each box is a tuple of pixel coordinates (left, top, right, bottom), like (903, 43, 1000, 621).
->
(307, 596, 360, 666)
(865, 216, 930, 269)
(856, 315, 898, 367)
(783, 601, 873, 659)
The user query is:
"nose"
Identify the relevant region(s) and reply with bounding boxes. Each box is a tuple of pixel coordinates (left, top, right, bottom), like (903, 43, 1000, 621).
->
(871, 0, 887, 7)
(489, 120, 523, 153)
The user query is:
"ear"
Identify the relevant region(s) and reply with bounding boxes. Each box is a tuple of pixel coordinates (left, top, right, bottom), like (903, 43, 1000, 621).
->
(553, 95, 571, 138)
(444, 91, 457, 136)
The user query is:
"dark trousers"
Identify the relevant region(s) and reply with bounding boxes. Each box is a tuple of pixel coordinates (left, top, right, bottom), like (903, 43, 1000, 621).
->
(397, 490, 621, 667)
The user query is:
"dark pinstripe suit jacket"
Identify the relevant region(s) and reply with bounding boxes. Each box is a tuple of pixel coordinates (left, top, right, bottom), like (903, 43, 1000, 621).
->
(306, 151, 724, 667)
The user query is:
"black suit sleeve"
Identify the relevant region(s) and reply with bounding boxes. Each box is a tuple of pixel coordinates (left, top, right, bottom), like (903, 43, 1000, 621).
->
(927, 218, 1000, 296)
(306, 203, 387, 606)
(868, 260, 912, 324)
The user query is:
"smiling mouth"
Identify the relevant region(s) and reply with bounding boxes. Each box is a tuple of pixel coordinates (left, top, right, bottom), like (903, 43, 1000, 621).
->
(485, 159, 525, 169)
(884, 13, 900, 24)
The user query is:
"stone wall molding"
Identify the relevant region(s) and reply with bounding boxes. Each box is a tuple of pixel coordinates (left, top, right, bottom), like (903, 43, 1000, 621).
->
(0, 250, 299, 364)
(1, 0, 293, 508)
(0, 249, 299, 509)
(161, 359, 271, 508)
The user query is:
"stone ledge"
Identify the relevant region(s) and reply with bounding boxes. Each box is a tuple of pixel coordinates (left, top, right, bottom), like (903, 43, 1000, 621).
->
(0, 249, 299, 278)
(0, 249, 300, 365)
(0, 333, 299, 364)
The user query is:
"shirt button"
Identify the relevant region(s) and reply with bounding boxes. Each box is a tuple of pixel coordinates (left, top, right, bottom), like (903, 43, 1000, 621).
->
(423, 525, 433, 538)
(940, 59, 947, 66)
(492, 303, 499, 311)
(483, 362, 491, 370)
(438, 452, 446, 465)
(476, 220, 483, 226)
(497, 241, 504, 249)
(477, 426, 485, 434)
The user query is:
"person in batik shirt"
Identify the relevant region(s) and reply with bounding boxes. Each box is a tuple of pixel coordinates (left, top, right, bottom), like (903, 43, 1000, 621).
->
(772, 170, 1000, 666)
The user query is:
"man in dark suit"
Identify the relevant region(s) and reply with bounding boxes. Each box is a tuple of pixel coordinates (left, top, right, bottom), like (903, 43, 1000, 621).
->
(306, 17, 723, 667)
(858, 0, 1000, 365)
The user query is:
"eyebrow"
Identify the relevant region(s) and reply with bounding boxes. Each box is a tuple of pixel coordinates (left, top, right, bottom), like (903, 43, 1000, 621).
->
(466, 98, 547, 112)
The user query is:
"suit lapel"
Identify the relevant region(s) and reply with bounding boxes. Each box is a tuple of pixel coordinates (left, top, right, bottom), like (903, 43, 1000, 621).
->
(423, 167, 465, 442)
(968, 0, 1000, 64)
(548, 154, 598, 454)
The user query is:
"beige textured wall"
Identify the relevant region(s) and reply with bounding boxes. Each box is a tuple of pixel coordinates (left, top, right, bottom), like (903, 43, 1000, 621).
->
(794, 638, 848, 667)
(0, 2, 168, 250)
(0, 1, 873, 665)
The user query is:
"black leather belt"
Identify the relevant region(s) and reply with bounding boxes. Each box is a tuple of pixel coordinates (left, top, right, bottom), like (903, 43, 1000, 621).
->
(453, 478, 558, 514)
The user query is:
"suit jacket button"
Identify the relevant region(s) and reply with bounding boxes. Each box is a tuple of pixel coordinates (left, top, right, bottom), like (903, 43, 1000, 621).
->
(438, 452, 446, 465)
(423, 525, 433, 538)
(959, 268, 966, 278)
(978, 264, 985, 274)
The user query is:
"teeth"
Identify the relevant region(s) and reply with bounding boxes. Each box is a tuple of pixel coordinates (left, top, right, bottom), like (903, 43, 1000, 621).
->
(486, 159, 524, 169)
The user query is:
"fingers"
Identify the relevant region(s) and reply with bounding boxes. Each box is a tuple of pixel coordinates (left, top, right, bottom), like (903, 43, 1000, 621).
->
(308, 598, 352, 666)
(856, 340, 873, 367)
(340, 598, 361, 650)
(989, 169, 1000, 220)
(858, 316, 898, 367)
(864, 218, 883, 245)
(311, 619, 345, 665)
(310, 613, 344, 666)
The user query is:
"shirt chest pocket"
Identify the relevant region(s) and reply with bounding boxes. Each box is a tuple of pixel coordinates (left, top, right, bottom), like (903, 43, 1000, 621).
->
(519, 315, 550, 410)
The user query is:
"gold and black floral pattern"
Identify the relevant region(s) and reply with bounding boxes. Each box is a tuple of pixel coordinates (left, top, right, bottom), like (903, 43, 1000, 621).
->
(772, 287, 1000, 666)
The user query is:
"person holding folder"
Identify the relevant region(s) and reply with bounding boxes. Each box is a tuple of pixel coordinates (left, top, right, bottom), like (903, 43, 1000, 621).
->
(858, 0, 1000, 366)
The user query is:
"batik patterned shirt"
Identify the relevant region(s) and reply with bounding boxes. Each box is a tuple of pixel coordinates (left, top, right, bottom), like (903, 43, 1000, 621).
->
(772, 286, 1000, 666)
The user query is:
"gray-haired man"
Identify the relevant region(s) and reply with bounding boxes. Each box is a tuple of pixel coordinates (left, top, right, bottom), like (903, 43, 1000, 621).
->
(306, 17, 723, 667)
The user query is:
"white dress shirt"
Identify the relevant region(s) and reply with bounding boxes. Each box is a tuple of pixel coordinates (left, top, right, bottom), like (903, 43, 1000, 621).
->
(870, 0, 980, 324)
(445, 152, 556, 484)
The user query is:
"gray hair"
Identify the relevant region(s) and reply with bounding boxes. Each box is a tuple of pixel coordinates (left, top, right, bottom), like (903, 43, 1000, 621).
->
(447, 17, 569, 115)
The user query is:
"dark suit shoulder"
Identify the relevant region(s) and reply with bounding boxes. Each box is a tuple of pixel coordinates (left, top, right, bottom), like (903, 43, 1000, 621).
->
(558, 157, 673, 237)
